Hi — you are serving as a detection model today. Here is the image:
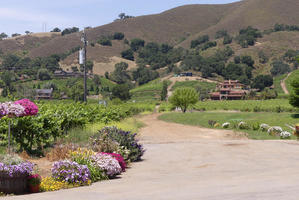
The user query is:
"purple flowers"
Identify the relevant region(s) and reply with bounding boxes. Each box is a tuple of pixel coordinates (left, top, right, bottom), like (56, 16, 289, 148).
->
(51, 160, 90, 184)
(0, 162, 34, 177)
(0, 99, 38, 118)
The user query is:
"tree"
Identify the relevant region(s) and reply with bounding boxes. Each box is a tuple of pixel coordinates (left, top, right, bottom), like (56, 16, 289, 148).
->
(112, 84, 131, 100)
(130, 38, 145, 51)
(190, 35, 209, 48)
(51, 27, 61, 32)
(25, 31, 30, 35)
(161, 81, 168, 101)
(1, 54, 20, 70)
(241, 55, 254, 67)
(62, 27, 79, 36)
(71, 66, 79, 72)
(0, 32, 8, 39)
(118, 13, 126, 20)
(86, 60, 94, 73)
(97, 37, 112, 46)
(1, 71, 15, 87)
(105, 72, 109, 79)
(270, 60, 291, 76)
(11, 33, 21, 37)
(223, 35, 233, 45)
(215, 30, 228, 39)
(111, 62, 131, 84)
(69, 82, 84, 101)
(93, 74, 101, 86)
(121, 49, 134, 61)
(37, 68, 51, 80)
(169, 87, 199, 113)
(113, 32, 125, 40)
(258, 50, 268, 64)
(251, 75, 273, 91)
(234, 56, 241, 64)
(132, 65, 159, 85)
(289, 79, 299, 108)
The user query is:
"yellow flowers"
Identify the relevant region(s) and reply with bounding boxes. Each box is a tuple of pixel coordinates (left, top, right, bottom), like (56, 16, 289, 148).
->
(68, 148, 96, 161)
(40, 177, 68, 192)
(40, 177, 91, 192)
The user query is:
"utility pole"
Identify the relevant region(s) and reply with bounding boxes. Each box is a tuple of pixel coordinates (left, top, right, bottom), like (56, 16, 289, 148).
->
(80, 29, 88, 102)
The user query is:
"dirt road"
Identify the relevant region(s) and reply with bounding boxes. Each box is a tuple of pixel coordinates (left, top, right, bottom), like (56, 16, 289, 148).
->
(7, 114, 299, 200)
(281, 72, 292, 94)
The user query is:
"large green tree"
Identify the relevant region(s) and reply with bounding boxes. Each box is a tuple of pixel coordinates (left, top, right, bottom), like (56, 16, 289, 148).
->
(112, 84, 131, 101)
(169, 87, 199, 113)
(289, 79, 299, 108)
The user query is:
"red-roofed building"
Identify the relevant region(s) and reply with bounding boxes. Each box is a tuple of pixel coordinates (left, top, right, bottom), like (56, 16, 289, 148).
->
(210, 80, 248, 100)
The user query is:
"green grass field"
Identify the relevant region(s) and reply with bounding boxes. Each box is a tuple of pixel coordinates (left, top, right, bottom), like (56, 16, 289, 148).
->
(171, 81, 216, 91)
(130, 79, 171, 102)
(286, 69, 299, 93)
(159, 112, 299, 140)
(194, 99, 297, 112)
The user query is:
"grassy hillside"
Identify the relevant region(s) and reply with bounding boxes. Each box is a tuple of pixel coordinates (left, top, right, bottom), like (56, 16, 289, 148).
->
(180, 0, 299, 47)
(1, 0, 299, 75)
(130, 79, 171, 102)
(171, 81, 216, 91)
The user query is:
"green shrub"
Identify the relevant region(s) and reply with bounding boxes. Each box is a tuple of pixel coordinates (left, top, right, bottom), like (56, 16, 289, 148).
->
(91, 127, 145, 162)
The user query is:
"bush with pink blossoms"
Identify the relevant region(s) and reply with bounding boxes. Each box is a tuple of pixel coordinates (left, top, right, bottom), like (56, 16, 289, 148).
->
(101, 153, 126, 172)
(14, 99, 38, 116)
(91, 153, 122, 177)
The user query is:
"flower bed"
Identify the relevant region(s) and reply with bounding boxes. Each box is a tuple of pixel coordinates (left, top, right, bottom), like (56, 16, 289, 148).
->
(0, 161, 34, 194)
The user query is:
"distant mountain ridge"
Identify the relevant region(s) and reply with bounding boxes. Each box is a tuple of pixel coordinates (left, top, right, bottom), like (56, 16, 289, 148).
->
(0, 0, 299, 75)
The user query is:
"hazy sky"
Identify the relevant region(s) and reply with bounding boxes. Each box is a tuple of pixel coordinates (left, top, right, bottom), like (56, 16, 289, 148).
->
(0, 0, 240, 35)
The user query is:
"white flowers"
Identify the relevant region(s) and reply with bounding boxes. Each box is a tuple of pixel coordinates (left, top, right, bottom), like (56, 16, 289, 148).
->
(0, 102, 25, 117)
(91, 153, 122, 177)
(280, 131, 292, 139)
(267, 126, 283, 136)
(260, 124, 270, 132)
(222, 122, 230, 128)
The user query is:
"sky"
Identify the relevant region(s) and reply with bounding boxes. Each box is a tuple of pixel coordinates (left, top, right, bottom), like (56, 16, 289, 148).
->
(0, 0, 240, 36)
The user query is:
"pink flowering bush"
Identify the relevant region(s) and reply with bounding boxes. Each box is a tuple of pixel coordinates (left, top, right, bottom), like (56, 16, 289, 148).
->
(0, 99, 38, 118)
(101, 153, 126, 172)
(91, 153, 122, 177)
(14, 99, 38, 116)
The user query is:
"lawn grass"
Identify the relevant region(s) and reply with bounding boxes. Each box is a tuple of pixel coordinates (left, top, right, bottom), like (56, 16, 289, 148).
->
(159, 112, 299, 140)
(194, 99, 297, 112)
(65, 117, 145, 145)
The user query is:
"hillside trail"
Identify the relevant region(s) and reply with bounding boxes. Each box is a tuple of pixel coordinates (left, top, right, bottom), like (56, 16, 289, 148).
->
(281, 72, 292, 94)
(7, 113, 299, 200)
